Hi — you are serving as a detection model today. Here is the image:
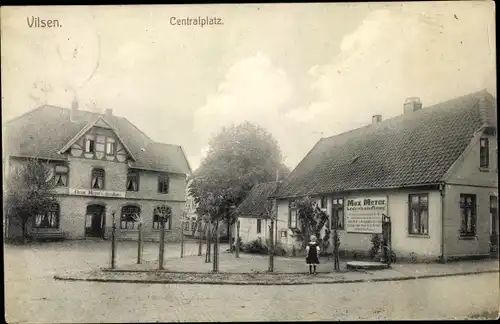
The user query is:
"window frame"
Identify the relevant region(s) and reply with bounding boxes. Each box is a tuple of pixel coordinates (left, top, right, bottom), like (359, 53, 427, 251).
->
(105, 137, 116, 155)
(120, 206, 141, 230)
(320, 196, 328, 209)
(479, 138, 489, 168)
(408, 194, 429, 235)
(153, 206, 172, 230)
(84, 135, 96, 153)
(288, 207, 298, 229)
(158, 174, 170, 194)
(331, 197, 345, 230)
(256, 219, 262, 234)
(126, 169, 139, 192)
(459, 194, 477, 237)
(54, 165, 69, 187)
(33, 203, 60, 229)
(91, 168, 105, 189)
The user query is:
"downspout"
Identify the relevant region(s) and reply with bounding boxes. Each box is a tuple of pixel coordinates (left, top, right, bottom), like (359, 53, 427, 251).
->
(439, 182, 447, 263)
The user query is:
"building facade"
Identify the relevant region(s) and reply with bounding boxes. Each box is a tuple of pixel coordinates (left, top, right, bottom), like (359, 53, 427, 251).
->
(4, 103, 192, 242)
(271, 90, 498, 261)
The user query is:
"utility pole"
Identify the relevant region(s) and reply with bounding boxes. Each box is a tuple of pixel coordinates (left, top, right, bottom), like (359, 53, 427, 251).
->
(235, 220, 240, 258)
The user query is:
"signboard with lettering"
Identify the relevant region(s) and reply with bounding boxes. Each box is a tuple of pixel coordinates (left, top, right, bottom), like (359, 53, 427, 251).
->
(345, 197, 387, 234)
(69, 188, 126, 198)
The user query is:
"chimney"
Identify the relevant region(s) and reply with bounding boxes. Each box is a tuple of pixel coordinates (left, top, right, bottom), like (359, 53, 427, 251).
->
(105, 108, 113, 117)
(403, 97, 422, 114)
(372, 114, 382, 124)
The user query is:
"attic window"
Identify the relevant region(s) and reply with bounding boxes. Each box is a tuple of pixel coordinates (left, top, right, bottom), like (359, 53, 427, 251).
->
(351, 156, 360, 164)
(85, 136, 95, 153)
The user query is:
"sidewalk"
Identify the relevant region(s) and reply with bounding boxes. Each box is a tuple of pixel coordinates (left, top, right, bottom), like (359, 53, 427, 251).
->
(54, 248, 499, 285)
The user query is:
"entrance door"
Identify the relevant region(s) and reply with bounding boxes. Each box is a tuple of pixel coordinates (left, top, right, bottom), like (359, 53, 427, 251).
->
(86, 204, 106, 238)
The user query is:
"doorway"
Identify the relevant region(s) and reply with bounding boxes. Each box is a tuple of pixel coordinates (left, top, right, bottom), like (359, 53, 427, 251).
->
(86, 204, 106, 238)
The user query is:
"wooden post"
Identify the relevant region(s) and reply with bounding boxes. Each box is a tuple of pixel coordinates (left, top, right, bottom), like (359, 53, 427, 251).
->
(213, 220, 218, 272)
(159, 219, 165, 270)
(111, 211, 116, 269)
(198, 219, 203, 256)
(180, 222, 184, 258)
(268, 219, 274, 272)
(205, 221, 211, 263)
(137, 222, 143, 264)
(235, 220, 240, 258)
(333, 213, 339, 271)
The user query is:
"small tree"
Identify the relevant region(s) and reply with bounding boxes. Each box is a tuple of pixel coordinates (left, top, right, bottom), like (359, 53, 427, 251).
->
(292, 196, 331, 253)
(155, 204, 171, 270)
(132, 213, 144, 264)
(4, 158, 57, 243)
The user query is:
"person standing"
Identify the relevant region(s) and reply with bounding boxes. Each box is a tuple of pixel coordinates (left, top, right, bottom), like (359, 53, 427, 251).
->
(306, 235, 320, 274)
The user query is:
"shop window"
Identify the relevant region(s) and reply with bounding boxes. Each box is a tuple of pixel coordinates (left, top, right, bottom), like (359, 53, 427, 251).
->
(480, 138, 489, 168)
(120, 205, 140, 230)
(459, 194, 476, 237)
(257, 219, 262, 233)
(409, 194, 429, 235)
(34, 203, 60, 229)
(91, 168, 105, 189)
(126, 170, 139, 191)
(331, 198, 344, 230)
(158, 174, 170, 194)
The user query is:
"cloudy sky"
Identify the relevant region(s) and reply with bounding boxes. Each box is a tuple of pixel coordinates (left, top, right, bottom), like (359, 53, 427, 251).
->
(1, 2, 496, 171)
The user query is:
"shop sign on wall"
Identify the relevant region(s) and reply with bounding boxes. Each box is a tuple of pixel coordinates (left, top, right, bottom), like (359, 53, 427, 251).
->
(345, 197, 387, 234)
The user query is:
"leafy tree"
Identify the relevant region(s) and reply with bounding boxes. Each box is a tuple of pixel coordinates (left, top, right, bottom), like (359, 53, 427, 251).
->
(4, 158, 57, 242)
(189, 122, 289, 225)
(291, 196, 331, 253)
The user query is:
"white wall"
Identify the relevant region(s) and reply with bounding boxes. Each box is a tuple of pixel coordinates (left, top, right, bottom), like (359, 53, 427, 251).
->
(238, 217, 269, 244)
(276, 188, 443, 259)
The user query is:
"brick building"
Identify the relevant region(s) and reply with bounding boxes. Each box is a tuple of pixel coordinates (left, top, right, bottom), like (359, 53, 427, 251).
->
(3, 102, 192, 242)
(271, 90, 498, 261)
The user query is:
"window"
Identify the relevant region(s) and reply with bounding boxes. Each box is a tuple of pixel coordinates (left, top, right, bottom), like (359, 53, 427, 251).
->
(289, 208, 297, 229)
(120, 206, 140, 229)
(106, 138, 116, 155)
(158, 174, 170, 193)
(460, 194, 476, 237)
(409, 194, 429, 235)
(96, 136, 106, 153)
(491, 196, 498, 235)
(126, 170, 139, 191)
(153, 206, 172, 230)
(331, 198, 344, 230)
(183, 220, 190, 231)
(91, 168, 105, 189)
(34, 203, 60, 229)
(54, 165, 69, 187)
(320, 196, 327, 209)
(85, 136, 95, 153)
(257, 219, 262, 233)
(480, 138, 489, 168)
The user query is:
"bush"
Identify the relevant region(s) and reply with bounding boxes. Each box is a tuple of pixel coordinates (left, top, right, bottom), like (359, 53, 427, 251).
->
(242, 238, 268, 254)
(369, 234, 382, 260)
(273, 242, 288, 256)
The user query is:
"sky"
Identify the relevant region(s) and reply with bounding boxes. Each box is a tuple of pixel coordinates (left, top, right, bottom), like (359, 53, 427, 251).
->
(1, 2, 496, 171)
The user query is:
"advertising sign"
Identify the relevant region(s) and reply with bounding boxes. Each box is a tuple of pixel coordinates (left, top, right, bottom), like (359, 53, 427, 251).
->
(345, 197, 387, 234)
(69, 188, 126, 198)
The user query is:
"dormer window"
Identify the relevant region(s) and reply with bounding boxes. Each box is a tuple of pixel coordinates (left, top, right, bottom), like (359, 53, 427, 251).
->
(91, 168, 105, 189)
(480, 138, 489, 168)
(85, 135, 95, 153)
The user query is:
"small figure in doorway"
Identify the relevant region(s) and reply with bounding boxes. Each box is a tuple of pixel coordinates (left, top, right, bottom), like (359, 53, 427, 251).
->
(306, 235, 320, 274)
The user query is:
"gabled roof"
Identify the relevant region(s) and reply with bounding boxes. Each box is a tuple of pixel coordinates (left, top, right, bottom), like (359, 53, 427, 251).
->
(234, 182, 280, 218)
(57, 116, 137, 161)
(273, 90, 497, 199)
(3, 105, 191, 175)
